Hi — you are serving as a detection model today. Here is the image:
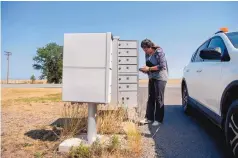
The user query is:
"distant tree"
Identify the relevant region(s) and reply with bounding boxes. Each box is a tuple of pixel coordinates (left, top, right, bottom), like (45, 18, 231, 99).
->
(33, 43, 63, 83)
(30, 74, 36, 84)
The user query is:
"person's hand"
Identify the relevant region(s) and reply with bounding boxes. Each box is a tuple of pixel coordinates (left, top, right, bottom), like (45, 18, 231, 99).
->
(140, 66, 150, 72)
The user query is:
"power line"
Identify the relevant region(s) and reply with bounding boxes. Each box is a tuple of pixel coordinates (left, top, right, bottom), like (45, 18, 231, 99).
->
(4, 51, 12, 84)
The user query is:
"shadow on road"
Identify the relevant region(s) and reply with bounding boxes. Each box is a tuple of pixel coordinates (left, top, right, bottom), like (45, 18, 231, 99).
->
(142, 105, 231, 158)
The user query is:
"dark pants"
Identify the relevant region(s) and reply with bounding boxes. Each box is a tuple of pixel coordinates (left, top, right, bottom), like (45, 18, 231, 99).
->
(145, 79, 166, 122)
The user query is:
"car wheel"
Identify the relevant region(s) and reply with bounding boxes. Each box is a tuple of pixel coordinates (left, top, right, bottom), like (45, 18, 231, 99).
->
(225, 99, 238, 158)
(182, 85, 190, 114)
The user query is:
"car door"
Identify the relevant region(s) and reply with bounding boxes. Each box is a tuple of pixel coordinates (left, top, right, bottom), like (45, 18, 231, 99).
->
(184, 40, 210, 102)
(197, 36, 228, 115)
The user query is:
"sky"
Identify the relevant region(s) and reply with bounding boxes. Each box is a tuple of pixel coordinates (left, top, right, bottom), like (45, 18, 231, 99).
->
(1, 1, 238, 80)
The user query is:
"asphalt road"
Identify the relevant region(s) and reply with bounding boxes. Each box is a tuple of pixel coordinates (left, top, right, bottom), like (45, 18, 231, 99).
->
(138, 86, 231, 158)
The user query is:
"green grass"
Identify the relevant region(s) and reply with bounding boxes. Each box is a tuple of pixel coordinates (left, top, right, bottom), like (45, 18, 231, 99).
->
(15, 93, 62, 103)
(34, 152, 43, 158)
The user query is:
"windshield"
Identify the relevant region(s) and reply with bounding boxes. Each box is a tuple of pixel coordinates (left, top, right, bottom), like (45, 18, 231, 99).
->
(226, 32, 238, 49)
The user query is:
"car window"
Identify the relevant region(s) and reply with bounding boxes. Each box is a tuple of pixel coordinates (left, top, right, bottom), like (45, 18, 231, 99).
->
(191, 51, 197, 62)
(226, 32, 238, 49)
(208, 37, 227, 55)
(193, 40, 210, 62)
(207, 36, 230, 61)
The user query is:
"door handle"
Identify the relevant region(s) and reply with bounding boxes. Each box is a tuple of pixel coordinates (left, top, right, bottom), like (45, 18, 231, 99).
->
(197, 69, 202, 73)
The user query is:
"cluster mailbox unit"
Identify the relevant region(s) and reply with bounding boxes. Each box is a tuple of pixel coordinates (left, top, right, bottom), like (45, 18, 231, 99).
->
(117, 40, 139, 107)
(62, 32, 139, 144)
(110, 37, 139, 108)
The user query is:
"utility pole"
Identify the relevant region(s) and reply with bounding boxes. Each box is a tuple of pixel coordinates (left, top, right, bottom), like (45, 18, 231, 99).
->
(4, 51, 12, 84)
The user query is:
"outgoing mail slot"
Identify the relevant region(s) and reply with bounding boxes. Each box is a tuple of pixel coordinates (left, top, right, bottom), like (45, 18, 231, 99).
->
(118, 84, 137, 91)
(118, 57, 137, 65)
(118, 41, 137, 49)
(118, 75, 138, 83)
(118, 65, 137, 73)
(118, 49, 137, 57)
(118, 91, 138, 107)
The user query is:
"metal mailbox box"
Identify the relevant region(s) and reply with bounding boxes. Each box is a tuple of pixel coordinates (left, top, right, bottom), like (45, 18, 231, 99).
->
(118, 49, 137, 56)
(118, 41, 137, 49)
(118, 65, 138, 73)
(62, 32, 113, 104)
(118, 91, 138, 107)
(118, 83, 138, 91)
(118, 75, 138, 84)
(118, 57, 137, 65)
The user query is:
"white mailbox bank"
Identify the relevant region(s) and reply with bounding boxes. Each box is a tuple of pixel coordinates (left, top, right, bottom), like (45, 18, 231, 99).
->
(62, 32, 139, 146)
(63, 32, 113, 103)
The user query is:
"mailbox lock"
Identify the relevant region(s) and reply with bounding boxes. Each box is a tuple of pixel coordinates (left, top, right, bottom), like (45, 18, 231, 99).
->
(119, 67, 121, 70)
(119, 59, 121, 62)
(126, 59, 129, 61)
(119, 86, 121, 89)
(126, 67, 129, 69)
(126, 97, 129, 100)
(126, 77, 129, 80)
(119, 52, 121, 54)
(119, 78, 121, 80)
(127, 85, 129, 88)
(126, 51, 129, 53)
(122, 97, 124, 100)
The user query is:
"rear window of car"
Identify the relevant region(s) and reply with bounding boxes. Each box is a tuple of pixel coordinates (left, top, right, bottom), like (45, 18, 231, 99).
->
(226, 32, 238, 49)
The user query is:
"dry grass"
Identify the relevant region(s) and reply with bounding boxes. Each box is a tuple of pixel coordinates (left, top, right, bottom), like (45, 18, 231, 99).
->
(0, 79, 48, 84)
(97, 108, 127, 135)
(15, 93, 61, 103)
(59, 104, 128, 137)
(64, 105, 142, 158)
(1, 88, 143, 158)
(1, 88, 62, 106)
(2, 88, 65, 158)
(60, 103, 88, 138)
(1, 88, 62, 101)
(2, 104, 65, 156)
(69, 126, 142, 158)
(123, 122, 142, 156)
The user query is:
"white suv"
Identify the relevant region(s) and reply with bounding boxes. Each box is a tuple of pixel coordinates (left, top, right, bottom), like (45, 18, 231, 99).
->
(181, 28, 238, 158)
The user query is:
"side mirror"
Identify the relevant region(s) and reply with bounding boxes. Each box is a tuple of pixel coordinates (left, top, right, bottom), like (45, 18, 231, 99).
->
(200, 47, 221, 60)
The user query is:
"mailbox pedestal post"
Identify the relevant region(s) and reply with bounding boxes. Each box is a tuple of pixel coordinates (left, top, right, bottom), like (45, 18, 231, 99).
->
(87, 103, 97, 144)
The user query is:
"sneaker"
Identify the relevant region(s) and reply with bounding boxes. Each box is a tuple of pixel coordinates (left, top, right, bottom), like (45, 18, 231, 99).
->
(152, 121, 160, 126)
(139, 119, 152, 124)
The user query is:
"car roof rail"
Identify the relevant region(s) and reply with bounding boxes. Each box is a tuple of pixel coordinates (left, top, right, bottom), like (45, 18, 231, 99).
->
(215, 31, 223, 34)
(215, 27, 229, 34)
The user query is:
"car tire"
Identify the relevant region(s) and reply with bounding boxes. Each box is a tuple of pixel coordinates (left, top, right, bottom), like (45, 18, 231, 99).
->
(225, 99, 238, 158)
(182, 84, 190, 114)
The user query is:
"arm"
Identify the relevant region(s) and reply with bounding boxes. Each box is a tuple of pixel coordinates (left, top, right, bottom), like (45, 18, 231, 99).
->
(149, 48, 167, 71)
(143, 54, 150, 74)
